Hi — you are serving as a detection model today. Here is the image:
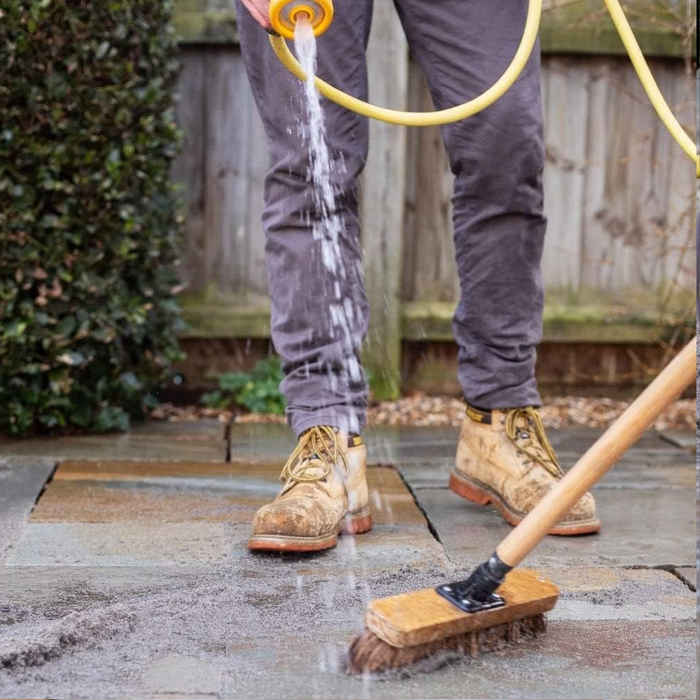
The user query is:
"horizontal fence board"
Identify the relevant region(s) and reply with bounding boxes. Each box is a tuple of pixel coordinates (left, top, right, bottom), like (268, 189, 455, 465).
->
(180, 299, 693, 344)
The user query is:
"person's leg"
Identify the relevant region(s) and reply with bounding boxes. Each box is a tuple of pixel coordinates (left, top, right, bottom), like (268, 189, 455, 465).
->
(393, 0, 545, 408)
(395, 1, 599, 534)
(235, 0, 373, 437)
(238, 2, 377, 553)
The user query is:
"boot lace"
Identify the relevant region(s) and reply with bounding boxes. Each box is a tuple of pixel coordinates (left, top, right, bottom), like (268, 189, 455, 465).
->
(505, 407, 562, 477)
(279, 425, 348, 485)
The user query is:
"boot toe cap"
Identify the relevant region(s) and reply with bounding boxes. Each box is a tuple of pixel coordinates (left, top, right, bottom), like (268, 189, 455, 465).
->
(561, 491, 597, 523)
(252, 500, 332, 538)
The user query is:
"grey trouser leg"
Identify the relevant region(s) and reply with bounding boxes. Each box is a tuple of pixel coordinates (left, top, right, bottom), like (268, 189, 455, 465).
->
(395, 0, 546, 408)
(235, 0, 373, 436)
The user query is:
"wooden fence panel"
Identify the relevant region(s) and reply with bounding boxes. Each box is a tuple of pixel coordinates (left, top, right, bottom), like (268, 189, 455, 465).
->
(577, 58, 695, 300)
(540, 55, 590, 294)
(171, 30, 696, 396)
(361, 3, 409, 399)
(173, 51, 695, 304)
(172, 49, 207, 293)
(175, 46, 269, 303)
(397, 55, 696, 305)
(401, 70, 458, 304)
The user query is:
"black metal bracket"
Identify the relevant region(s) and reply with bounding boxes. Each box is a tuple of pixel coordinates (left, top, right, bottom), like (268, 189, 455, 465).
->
(436, 584, 505, 613)
(435, 551, 512, 614)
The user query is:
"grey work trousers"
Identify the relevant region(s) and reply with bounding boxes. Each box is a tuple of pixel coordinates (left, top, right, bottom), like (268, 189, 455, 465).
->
(235, 0, 546, 437)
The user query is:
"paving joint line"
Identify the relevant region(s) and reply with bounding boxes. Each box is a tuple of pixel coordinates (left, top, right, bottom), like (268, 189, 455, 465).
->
(393, 464, 453, 563)
(623, 564, 697, 591)
(653, 565, 697, 592)
(669, 569, 697, 592)
(224, 415, 234, 462)
(29, 460, 60, 514)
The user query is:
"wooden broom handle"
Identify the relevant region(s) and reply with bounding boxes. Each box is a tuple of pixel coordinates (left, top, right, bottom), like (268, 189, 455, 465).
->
(497, 336, 696, 568)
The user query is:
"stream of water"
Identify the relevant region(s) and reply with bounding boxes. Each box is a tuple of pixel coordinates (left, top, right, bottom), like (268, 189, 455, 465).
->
(294, 17, 362, 434)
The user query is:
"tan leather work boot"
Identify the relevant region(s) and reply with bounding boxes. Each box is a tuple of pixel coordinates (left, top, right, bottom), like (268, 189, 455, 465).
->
(450, 404, 600, 535)
(248, 425, 372, 552)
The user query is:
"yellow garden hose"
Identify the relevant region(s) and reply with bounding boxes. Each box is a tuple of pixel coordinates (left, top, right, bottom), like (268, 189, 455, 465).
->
(269, 0, 541, 127)
(601, 0, 697, 172)
(268, 0, 698, 171)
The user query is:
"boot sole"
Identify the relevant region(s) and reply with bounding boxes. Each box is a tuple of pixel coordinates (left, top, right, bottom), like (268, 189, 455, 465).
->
(449, 470, 601, 536)
(247, 508, 373, 552)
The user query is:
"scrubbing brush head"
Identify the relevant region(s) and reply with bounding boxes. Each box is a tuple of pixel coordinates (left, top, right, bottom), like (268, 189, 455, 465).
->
(347, 568, 558, 675)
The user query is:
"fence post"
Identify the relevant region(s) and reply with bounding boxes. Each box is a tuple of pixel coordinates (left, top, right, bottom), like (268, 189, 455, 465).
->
(361, 7, 409, 401)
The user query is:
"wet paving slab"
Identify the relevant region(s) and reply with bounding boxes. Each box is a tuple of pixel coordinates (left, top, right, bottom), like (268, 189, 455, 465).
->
(215, 620, 697, 700)
(0, 424, 696, 699)
(413, 486, 695, 568)
(392, 425, 695, 569)
(8, 461, 446, 571)
(658, 429, 697, 452)
(397, 459, 694, 490)
(0, 457, 56, 565)
(0, 560, 694, 700)
(227, 424, 463, 463)
(228, 424, 695, 467)
(0, 433, 228, 462)
(129, 418, 228, 439)
(28, 461, 425, 527)
(0, 425, 228, 462)
(541, 566, 695, 621)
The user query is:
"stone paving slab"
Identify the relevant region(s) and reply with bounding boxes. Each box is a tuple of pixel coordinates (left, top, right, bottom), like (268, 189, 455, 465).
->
(0, 458, 55, 565)
(230, 423, 460, 445)
(129, 418, 227, 439)
(398, 459, 694, 490)
(414, 486, 695, 567)
(9, 461, 445, 570)
(0, 560, 695, 700)
(541, 567, 694, 621)
(1, 425, 695, 699)
(659, 429, 697, 452)
(0, 432, 227, 462)
(2, 564, 691, 622)
(30, 460, 263, 524)
(229, 423, 689, 458)
(30, 462, 424, 527)
(217, 621, 697, 700)
(227, 429, 691, 477)
(545, 427, 681, 451)
(0, 418, 228, 465)
(6, 522, 241, 567)
(9, 521, 445, 570)
(383, 442, 693, 471)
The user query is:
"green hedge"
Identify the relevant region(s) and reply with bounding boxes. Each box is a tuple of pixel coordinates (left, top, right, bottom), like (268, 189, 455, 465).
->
(0, 0, 184, 436)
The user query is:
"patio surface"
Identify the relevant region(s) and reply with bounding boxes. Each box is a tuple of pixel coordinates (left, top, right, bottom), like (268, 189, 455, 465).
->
(0, 421, 696, 699)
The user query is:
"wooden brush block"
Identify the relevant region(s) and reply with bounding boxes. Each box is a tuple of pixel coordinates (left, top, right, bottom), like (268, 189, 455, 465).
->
(365, 568, 559, 648)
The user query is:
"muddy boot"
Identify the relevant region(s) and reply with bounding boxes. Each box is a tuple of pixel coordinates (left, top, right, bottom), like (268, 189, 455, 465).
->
(450, 405, 600, 535)
(248, 426, 372, 552)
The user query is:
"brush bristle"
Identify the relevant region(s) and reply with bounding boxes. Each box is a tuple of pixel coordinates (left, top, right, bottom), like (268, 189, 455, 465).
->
(347, 613, 547, 675)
